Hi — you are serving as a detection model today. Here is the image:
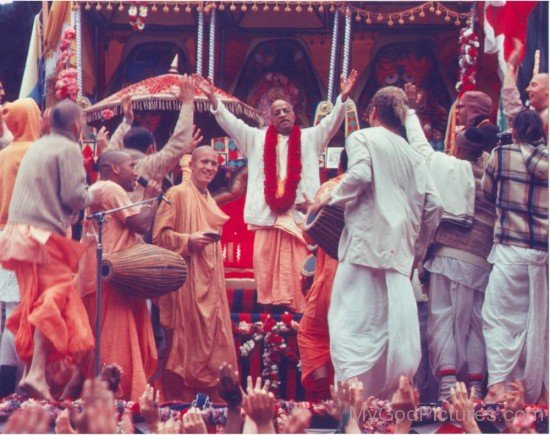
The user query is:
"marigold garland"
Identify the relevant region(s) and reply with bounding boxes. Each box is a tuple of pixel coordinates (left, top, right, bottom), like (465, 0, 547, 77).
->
(263, 125, 302, 214)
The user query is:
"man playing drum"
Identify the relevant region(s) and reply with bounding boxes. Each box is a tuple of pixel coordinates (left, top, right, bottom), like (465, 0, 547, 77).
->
(77, 150, 162, 401)
(318, 87, 443, 399)
(153, 146, 237, 402)
(196, 71, 358, 313)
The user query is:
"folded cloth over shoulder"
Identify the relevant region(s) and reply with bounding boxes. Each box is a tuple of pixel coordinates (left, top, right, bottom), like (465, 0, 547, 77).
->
(427, 152, 475, 228)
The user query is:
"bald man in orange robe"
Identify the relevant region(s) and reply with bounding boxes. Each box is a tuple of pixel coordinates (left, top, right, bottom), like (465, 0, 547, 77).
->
(153, 146, 237, 402)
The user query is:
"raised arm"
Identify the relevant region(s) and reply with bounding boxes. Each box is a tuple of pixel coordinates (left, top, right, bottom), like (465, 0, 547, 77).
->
(309, 70, 358, 154)
(196, 75, 258, 157)
(136, 75, 195, 179)
(404, 83, 434, 159)
(501, 38, 525, 127)
(327, 131, 372, 208)
(106, 95, 134, 151)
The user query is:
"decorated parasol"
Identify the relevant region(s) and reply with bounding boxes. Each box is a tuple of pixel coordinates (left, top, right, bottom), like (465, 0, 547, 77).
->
(85, 73, 262, 127)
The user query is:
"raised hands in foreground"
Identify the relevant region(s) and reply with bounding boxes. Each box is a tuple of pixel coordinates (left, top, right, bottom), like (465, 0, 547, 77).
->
(330, 379, 364, 434)
(139, 384, 161, 433)
(242, 375, 276, 434)
(340, 69, 359, 101)
(447, 381, 481, 434)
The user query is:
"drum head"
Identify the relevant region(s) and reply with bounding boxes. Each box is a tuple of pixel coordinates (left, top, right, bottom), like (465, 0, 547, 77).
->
(304, 207, 321, 228)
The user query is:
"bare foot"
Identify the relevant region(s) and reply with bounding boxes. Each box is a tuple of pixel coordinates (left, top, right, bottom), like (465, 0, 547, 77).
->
(18, 378, 53, 402)
(484, 383, 506, 403)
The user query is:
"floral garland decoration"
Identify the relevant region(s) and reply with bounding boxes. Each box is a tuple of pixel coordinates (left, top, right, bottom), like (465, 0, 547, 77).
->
(128, 1, 148, 31)
(455, 7, 479, 97)
(263, 125, 302, 214)
(233, 313, 300, 393)
(55, 27, 78, 101)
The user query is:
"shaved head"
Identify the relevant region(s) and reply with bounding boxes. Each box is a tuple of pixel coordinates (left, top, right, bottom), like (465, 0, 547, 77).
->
(98, 150, 132, 178)
(50, 100, 82, 131)
(526, 73, 549, 112)
(191, 145, 217, 163)
(190, 146, 218, 191)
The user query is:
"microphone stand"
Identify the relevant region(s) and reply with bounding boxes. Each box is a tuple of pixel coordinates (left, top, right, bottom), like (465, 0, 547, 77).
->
(86, 196, 160, 377)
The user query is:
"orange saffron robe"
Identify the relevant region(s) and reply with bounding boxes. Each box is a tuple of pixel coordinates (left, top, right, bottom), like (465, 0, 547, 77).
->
(153, 180, 237, 400)
(297, 176, 343, 388)
(0, 225, 94, 365)
(77, 180, 157, 401)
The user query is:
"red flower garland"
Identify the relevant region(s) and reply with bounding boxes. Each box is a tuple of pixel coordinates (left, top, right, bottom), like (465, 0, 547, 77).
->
(263, 125, 302, 214)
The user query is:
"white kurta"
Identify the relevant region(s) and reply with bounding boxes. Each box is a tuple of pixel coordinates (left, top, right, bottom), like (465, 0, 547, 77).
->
(327, 126, 443, 399)
(482, 244, 548, 403)
(425, 255, 489, 378)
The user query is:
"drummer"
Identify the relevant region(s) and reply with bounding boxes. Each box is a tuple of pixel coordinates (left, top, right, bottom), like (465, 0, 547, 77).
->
(298, 149, 347, 402)
(76, 150, 162, 401)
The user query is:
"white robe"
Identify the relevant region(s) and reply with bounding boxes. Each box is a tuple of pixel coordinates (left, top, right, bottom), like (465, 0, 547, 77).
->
(425, 255, 489, 378)
(482, 244, 548, 403)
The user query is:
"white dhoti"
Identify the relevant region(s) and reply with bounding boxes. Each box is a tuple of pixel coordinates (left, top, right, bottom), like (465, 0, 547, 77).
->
(425, 255, 489, 379)
(482, 244, 548, 403)
(328, 261, 421, 399)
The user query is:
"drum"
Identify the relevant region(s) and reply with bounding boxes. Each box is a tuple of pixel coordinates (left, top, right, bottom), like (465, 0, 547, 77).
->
(101, 244, 187, 298)
(300, 253, 317, 295)
(303, 205, 344, 260)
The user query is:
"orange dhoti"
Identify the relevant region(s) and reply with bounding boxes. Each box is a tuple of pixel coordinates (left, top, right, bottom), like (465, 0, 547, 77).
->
(253, 220, 308, 313)
(297, 248, 339, 389)
(0, 226, 94, 365)
(82, 285, 157, 402)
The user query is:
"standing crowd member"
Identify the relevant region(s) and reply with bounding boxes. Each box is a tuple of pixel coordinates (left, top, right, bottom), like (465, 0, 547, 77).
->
(153, 146, 237, 401)
(78, 151, 162, 401)
(322, 86, 443, 399)
(0, 98, 41, 396)
(424, 128, 496, 401)
(481, 109, 548, 404)
(297, 150, 347, 402)
(197, 71, 358, 313)
(502, 39, 549, 137)
(0, 100, 98, 401)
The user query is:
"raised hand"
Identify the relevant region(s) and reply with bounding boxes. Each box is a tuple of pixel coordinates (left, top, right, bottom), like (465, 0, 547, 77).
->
(4, 404, 51, 434)
(70, 378, 118, 434)
(448, 382, 481, 434)
(391, 376, 419, 434)
(507, 38, 524, 69)
(55, 409, 77, 434)
(188, 126, 203, 152)
(340, 69, 358, 101)
(242, 376, 276, 434)
(404, 83, 422, 111)
(218, 363, 243, 409)
(156, 416, 183, 434)
(96, 126, 110, 156)
(182, 407, 208, 434)
(139, 384, 161, 433)
(278, 408, 312, 434)
(194, 74, 217, 109)
(176, 74, 195, 105)
(121, 94, 134, 124)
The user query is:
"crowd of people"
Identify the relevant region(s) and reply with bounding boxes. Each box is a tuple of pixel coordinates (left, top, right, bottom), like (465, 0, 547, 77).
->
(0, 34, 547, 433)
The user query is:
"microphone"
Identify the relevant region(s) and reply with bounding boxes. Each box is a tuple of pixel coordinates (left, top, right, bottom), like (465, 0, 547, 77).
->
(137, 176, 172, 205)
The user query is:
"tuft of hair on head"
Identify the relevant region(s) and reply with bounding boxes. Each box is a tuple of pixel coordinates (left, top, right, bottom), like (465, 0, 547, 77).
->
(123, 127, 155, 154)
